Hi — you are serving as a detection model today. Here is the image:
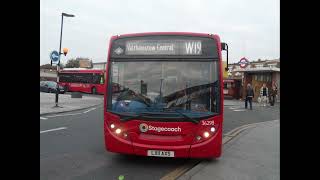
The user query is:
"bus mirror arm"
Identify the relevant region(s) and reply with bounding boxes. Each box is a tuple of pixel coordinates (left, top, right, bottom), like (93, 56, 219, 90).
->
(221, 42, 229, 71)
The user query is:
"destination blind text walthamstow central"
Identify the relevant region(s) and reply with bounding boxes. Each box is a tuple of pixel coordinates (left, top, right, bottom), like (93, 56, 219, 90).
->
(126, 43, 174, 52)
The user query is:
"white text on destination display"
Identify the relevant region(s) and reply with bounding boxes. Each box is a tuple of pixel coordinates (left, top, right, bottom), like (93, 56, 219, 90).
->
(125, 40, 202, 55)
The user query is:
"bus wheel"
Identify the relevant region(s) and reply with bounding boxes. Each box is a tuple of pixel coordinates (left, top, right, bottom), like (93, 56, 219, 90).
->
(64, 86, 69, 92)
(92, 87, 97, 94)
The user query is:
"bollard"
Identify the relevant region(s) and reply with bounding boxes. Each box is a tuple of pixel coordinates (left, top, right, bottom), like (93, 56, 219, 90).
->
(55, 88, 60, 107)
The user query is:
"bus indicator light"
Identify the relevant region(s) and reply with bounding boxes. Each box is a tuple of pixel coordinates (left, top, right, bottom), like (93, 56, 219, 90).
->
(123, 133, 128, 138)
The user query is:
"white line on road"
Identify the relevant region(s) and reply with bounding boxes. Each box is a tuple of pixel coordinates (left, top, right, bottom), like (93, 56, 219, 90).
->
(40, 117, 48, 120)
(83, 107, 97, 114)
(229, 107, 240, 109)
(233, 109, 246, 112)
(45, 112, 83, 118)
(40, 127, 67, 134)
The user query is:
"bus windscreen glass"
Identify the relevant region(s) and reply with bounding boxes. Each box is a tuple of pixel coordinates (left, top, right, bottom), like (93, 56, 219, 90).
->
(108, 60, 220, 120)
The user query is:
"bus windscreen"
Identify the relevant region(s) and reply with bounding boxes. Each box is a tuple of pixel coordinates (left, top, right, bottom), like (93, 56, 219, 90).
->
(107, 61, 220, 120)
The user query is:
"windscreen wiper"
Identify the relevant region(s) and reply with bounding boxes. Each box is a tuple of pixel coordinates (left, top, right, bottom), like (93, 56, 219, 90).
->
(120, 112, 155, 121)
(163, 108, 199, 124)
(109, 109, 199, 124)
(107, 110, 148, 121)
(173, 110, 199, 124)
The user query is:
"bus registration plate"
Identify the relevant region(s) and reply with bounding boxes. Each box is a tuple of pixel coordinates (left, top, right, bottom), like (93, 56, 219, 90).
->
(147, 150, 174, 157)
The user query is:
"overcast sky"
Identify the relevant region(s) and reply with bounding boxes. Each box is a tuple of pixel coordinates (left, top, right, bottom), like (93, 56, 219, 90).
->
(40, 0, 279, 65)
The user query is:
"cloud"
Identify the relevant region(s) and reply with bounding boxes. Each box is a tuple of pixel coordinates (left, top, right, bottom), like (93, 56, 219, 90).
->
(40, 0, 279, 64)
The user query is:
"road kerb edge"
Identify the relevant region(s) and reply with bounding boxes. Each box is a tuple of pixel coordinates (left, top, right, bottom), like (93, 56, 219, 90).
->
(40, 103, 103, 116)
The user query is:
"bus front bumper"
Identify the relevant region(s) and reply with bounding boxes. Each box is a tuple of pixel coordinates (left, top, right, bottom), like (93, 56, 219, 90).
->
(104, 128, 222, 158)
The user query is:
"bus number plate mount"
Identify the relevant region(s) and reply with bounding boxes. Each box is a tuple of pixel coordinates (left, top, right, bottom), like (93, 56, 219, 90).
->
(147, 150, 174, 157)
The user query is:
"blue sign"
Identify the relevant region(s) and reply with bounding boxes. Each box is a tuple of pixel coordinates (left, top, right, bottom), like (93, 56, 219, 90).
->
(50, 51, 60, 64)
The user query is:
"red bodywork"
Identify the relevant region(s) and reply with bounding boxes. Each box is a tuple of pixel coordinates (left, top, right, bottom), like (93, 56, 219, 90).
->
(58, 69, 105, 94)
(104, 32, 224, 158)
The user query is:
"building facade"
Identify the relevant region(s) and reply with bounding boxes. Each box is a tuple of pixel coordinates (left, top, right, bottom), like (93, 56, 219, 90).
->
(229, 59, 280, 102)
(92, 62, 107, 70)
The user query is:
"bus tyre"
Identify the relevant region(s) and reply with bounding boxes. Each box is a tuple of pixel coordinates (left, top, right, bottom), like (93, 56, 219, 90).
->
(92, 87, 97, 94)
(64, 86, 69, 92)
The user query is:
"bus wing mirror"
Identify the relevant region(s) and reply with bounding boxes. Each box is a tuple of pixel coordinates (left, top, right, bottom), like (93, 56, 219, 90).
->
(221, 42, 229, 71)
(221, 43, 227, 50)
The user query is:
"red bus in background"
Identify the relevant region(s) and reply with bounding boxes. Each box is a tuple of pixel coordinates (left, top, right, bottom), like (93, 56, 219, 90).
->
(223, 79, 241, 100)
(58, 68, 105, 94)
(104, 32, 228, 158)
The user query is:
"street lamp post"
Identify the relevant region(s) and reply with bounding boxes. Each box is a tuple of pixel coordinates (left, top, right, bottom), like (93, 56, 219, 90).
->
(55, 12, 75, 107)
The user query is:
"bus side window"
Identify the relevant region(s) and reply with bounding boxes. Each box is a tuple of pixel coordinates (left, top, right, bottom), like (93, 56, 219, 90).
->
(224, 82, 227, 89)
(100, 75, 104, 84)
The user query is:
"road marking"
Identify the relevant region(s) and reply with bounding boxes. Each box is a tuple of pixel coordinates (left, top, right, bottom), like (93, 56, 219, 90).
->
(45, 112, 83, 118)
(233, 109, 246, 112)
(83, 107, 96, 114)
(40, 127, 67, 134)
(160, 161, 200, 180)
(41, 106, 100, 119)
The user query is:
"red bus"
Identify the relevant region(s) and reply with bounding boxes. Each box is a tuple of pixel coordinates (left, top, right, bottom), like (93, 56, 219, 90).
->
(104, 32, 228, 158)
(223, 79, 241, 99)
(58, 68, 105, 94)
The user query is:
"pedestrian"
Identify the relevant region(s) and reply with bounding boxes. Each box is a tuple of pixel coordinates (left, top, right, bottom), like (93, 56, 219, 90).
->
(245, 83, 254, 110)
(260, 83, 269, 106)
(269, 85, 278, 106)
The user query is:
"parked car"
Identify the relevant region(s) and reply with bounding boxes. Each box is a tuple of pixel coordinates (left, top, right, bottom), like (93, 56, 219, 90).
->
(40, 81, 65, 94)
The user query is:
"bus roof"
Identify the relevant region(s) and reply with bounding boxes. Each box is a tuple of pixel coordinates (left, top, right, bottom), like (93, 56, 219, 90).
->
(60, 69, 104, 73)
(62, 68, 88, 70)
(113, 32, 217, 38)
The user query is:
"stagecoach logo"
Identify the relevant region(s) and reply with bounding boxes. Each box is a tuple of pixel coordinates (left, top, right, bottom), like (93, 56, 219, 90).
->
(114, 47, 124, 55)
(139, 123, 148, 132)
(139, 123, 182, 133)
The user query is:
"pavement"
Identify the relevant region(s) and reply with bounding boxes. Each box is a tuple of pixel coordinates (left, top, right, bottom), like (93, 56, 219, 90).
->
(177, 120, 280, 180)
(224, 99, 280, 107)
(40, 92, 103, 115)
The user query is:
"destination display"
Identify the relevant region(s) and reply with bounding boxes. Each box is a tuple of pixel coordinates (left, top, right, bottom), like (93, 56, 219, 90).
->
(111, 35, 218, 58)
(125, 40, 202, 55)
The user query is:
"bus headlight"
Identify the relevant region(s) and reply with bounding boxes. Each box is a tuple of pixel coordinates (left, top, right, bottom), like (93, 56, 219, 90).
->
(110, 124, 115, 129)
(210, 127, 216, 133)
(115, 128, 122, 134)
(203, 132, 210, 138)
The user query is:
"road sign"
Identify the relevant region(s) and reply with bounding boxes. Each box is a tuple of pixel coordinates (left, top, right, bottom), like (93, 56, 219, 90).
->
(238, 57, 249, 68)
(50, 51, 60, 65)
